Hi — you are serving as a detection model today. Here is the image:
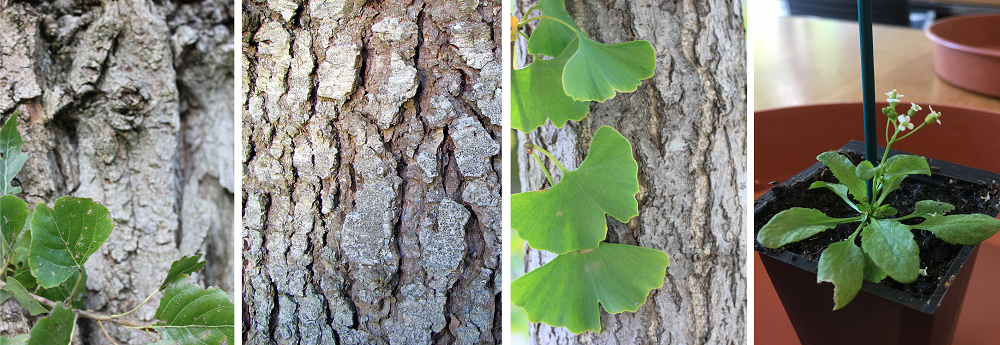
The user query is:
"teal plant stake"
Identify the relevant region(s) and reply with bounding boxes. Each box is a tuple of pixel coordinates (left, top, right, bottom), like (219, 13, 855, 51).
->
(757, 95, 1000, 309)
(857, 0, 876, 199)
(511, 0, 667, 334)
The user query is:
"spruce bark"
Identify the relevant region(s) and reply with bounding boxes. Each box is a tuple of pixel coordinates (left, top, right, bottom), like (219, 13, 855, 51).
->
(0, 0, 234, 343)
(242, 0, 502, 344)
(515, 0, 746, 343)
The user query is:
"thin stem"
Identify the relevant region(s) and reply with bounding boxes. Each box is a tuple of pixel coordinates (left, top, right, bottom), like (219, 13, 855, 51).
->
(99, 321, 121, 345)
(108, 288, 160, 319)
(895, 121, 927, 141)
(530, 144, 568, 173)
(520, 15, 579, 34)
(67, 268, 82, 305)
(532, 152, 555, 187)
(0, 279, 155, 331)
(520, 5, 539, 23)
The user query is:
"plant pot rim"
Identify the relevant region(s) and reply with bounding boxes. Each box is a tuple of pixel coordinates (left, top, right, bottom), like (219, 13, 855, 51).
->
(754, 140, 1000, 314)
(756, 101, 1000, 117)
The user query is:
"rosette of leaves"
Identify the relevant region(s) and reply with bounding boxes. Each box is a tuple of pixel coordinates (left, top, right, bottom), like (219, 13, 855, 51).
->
(0, 115, 233, 344)
(511, 0, 667, 334)
(757, 151, 1000, 309)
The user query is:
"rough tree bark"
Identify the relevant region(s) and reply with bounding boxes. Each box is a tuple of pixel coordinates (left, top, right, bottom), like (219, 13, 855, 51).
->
(241, 0, 501, 344)
(0, 0, 234, 344)
(515, 0, 746, 343)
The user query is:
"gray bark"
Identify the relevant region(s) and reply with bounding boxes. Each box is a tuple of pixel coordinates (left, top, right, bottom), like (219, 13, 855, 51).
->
(515, 0, 746, 343)
(241, 0, 501, 344)
(0, 0, 234, 344)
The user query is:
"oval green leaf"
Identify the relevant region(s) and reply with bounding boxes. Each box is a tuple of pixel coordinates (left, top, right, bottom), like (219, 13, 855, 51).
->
(817, 239, 864, 310)
(817, 151, 867, 203)
(883, 154, 931, 177)
(512, 38, 589, 133)
(562, 35, 655, 102)
(4, 277, 47, 316)
(757, 207, 858, 248)
(153, 276, 235, 345)
(29, 196, 113, 288)
(914, 214, 1000, 245)
(511, 242, 669, 333)
(861, 219, 919, 283)
(526, 0, 581, 57)
(511, 126, 638, 254)
(0, 115, 28, 196)
(0, 195, 28, 261)
(27, 302, 76, 345)
(808, 181, 858, 211)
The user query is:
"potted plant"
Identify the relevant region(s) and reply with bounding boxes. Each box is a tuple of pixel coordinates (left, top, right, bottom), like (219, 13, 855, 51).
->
(754, 92, 1000, 345)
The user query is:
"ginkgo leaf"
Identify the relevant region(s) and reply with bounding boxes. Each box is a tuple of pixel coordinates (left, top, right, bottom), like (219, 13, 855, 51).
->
(153, 276, 234, 345)
(0, 115, 27, 196)
(29, 196, 113, 288)
(526, 0, 580, 57)
(562, 35, 655, 102)
(512, 126, 638, 254)
(0, 195, 28, 261)
(512, 38, 589, 133)
(4, 277, 47, 316)
(511, 242, 669, 333)
(27, 302, 76, 345)
(160, 253, 207, 291)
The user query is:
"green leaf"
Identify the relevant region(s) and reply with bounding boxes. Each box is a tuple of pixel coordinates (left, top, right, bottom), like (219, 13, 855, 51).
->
(512, 38, 589, 133)
(817, 239, 864, 310)
(153, 276, 235, 345)
(879, 174, 906, 198)
(808, 181, 858, 211)
(1, 334, 28, 344)
(0, 115, 27, 196)
(27, 302, 76, 345)
(3, 277, 47, 316)
(855, 160, 877, 181)
(861, 219, 919, 283)
(29, 196, 113, 288)
(910, 200, 955, 218)
(526, 0, 580, 57)
(817, 152, 868, 203)
(0, 195, 28, 262)
(757, 208, 859, 248)
(876, 205, 897, 217)
(562, 35, 656, 102)
(512, 126, 638, 254)
(914, 214, 1000, 245)
(883, 154, 931, 177)
(161, 253, 207, 291)
(511, 242, 669, 333)
(12, 229, 35, 289)
(862, 251, 887, 283)
(36, 269, 87, 309)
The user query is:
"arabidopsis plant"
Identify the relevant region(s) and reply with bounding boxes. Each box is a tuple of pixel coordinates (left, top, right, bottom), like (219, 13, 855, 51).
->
(757, 90, 1000, 310)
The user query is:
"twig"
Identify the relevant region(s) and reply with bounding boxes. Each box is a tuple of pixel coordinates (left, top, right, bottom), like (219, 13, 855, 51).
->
(0, 279, 154, 330)
(98, 321, 120, 345)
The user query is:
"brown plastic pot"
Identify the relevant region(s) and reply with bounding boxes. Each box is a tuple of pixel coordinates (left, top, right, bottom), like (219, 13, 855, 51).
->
(756, 140, 1000, 345)
(926, 14, 1000, 98)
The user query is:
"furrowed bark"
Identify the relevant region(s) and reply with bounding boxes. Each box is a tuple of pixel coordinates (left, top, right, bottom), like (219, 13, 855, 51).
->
(242, 0, 501, 344)
(0, 0, 234, 343)
(515, 0, 746, 343)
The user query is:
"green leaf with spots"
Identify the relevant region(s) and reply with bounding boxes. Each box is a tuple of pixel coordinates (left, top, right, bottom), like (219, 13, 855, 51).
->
(27, 302, 76, 345)
(29, 196, 113, 288)
(0, 115, 28, 196)
(817, 239, 864, 310)
(3, 277, 47, 316)
(512, 38, 589, 133)
(511, 242, 669, 333)
(757, 207, 860, 248)
(526, 0, 580, 57)
(153, 276, 235, 345)
(562, 35, 656, 102)
(511, 126, 638, 254)
(0, 195, 28, 262)
(160, 253, 207, 291)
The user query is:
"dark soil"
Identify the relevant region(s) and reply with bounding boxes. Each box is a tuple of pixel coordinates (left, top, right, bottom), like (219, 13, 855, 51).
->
(754, 150, 1000, 300)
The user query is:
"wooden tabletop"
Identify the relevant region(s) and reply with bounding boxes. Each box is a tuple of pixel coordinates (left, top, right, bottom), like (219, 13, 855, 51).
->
(753, 16, 1000, 111)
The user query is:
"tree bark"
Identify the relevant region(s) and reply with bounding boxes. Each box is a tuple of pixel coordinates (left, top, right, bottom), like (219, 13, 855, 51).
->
(0, 0, 234, 344)
(515, 0, 746, 343)
(241, 0, 501, 344)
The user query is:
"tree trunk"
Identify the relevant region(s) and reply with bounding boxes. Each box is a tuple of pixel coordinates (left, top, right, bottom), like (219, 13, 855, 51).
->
(0, 0, 234, 344)
(241, 0, 501, 344)
(514, 0, 746, 343)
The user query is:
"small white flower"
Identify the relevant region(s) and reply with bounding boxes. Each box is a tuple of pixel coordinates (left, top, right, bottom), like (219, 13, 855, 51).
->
(925, 105, 942, 125)
(897, 114, 914, 131)
(886, 90, 903, 103)
(909, 102, 922, 112)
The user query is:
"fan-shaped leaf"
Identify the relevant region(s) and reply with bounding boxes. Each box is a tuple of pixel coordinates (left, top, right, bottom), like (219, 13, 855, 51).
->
(27, 302, 75, 345)
(562, 35, 655, 102)
(29, 197, 113, 288)
(512, 38, 589, 133)
(153, 276, 234, 345)
(526, 0, 580, 57)
(512, 242, 669, 333)
(511, 126, 638, 254)
(160, 254, 207, 291)
(0, 115, 28, 196)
